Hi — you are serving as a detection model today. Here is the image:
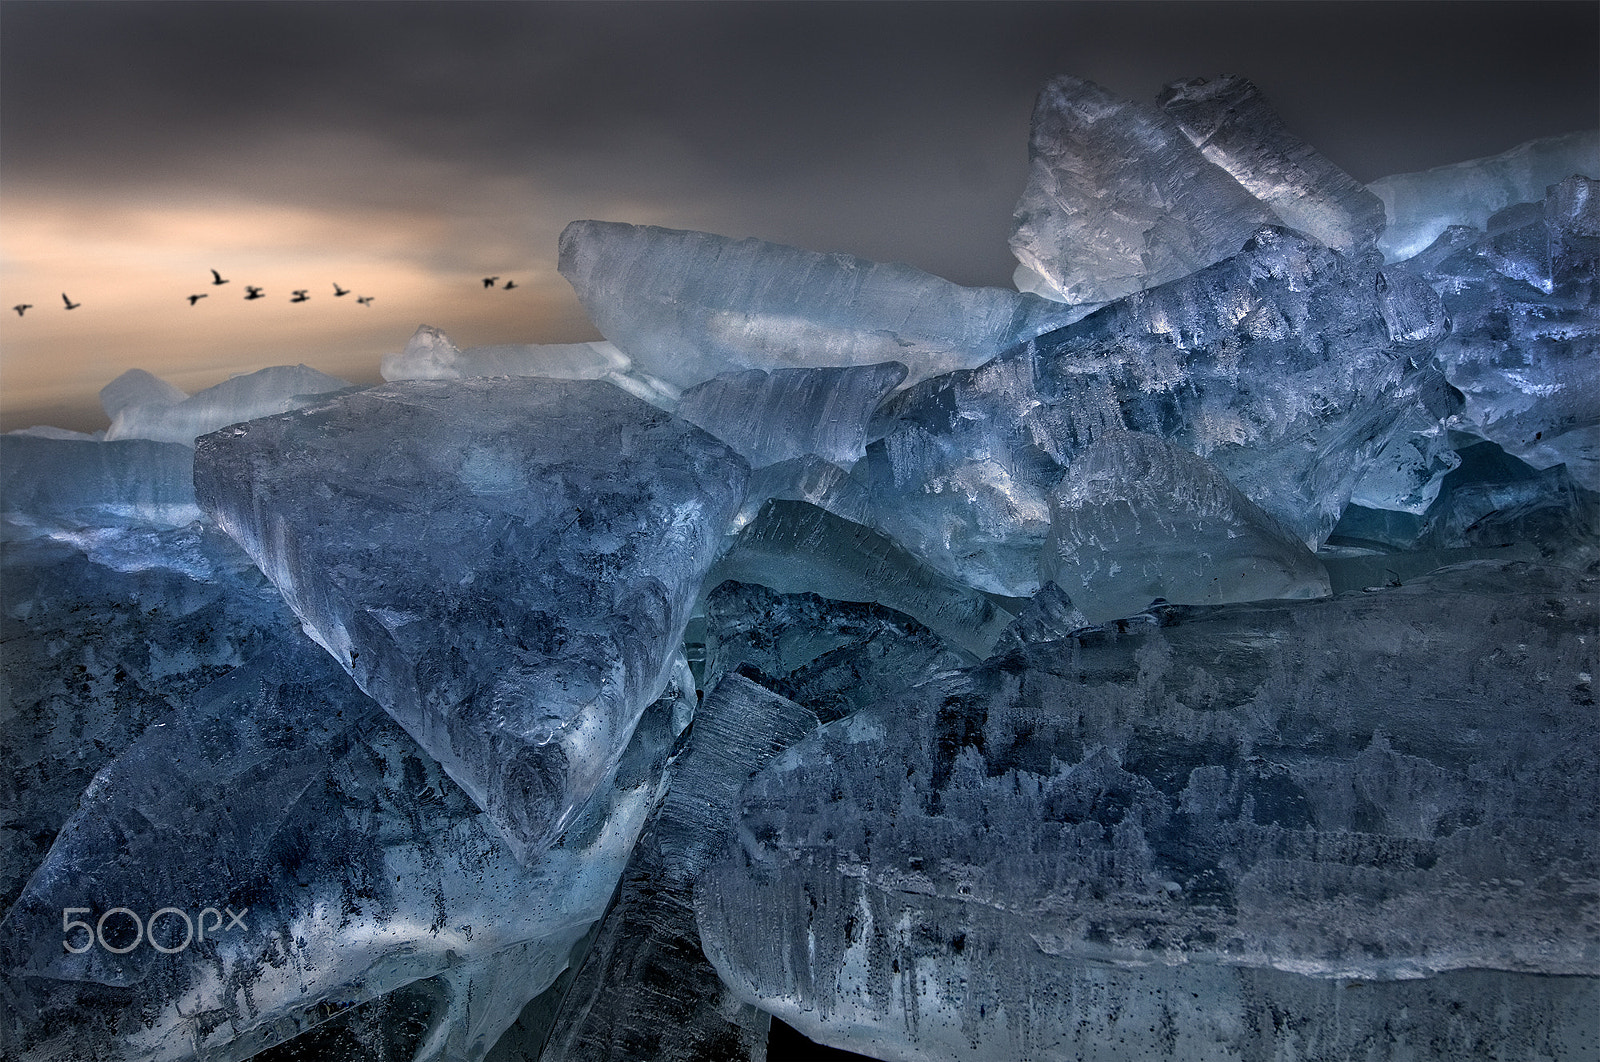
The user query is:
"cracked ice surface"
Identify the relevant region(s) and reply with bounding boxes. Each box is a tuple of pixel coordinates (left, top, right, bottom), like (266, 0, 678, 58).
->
(698, 562, 1599, 1061)
(194, 377, 748, 862)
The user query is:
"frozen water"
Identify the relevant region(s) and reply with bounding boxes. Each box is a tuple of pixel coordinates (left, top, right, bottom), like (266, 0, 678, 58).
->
(99, 368, 187, 421)
(0, 636, 681, 1062)
(698, 562, 1599, 1060)
(1159, 75, 1386, 255)
(1332, 440, 1600, 572)
(675, 362, 906, 470)
(539, 672, 817, 1061)
(711, 500, 1016, 659)
(1010, 75, 1277, 305)
(379, 325, 680, 409)
(703, 581, 971, 725)
(1419, 176, 1600, 489)
(4, 66, 1597, 1062)
(105, 364, 353, 446)
(733, 454, 876, 530)
(860, 227, 1458, 596)
(0, 435, 202, 535)
(559, 221, 1080, 390)
(0, 526, 300, 913)
(194, 377, 748, 863)
(1041, 431, 1330, 623)
(381, 325, 629, 382)
(1370, 130, 1600, 262)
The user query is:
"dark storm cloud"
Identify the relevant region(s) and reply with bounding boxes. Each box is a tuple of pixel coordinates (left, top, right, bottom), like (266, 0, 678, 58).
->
(2, 0, 1594, 432)
(4, 1, 1597, 286)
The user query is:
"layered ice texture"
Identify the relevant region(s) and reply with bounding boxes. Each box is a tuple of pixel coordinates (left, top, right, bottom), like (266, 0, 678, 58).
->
(1157, 75, 1386, 255)
(699, 562, 1599, 1059)
(559, 221, 1080, 389)
(102, 364, 352, 445)
(675, 362, 907, 469)
(1042, 432, 1331, 623)
(1371, 130, 1600, 263)
(4, 68, 1598, 1062)
(1416, 175, 1600, 490)
(379, 324, 681, 409)
(858, 226, 1456, 596)
(1009, 75, 1278, 305)
(1, 634, 682, 1062)
(194, 378, 748, 862)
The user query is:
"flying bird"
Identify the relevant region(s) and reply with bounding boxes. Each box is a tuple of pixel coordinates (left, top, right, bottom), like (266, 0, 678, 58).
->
(187, 294, 208, 306)
(245, 286, 265, 300)
(503, 280, 517, 290)
(356, 296, 374, 307)
(211, 269, 229, 285)
(482, 276, 499, 288)
(13, 304, 32, 317)
(290, 290, 310, 303)
(62, 293, 80, 310)
(333, 283, 349, 297)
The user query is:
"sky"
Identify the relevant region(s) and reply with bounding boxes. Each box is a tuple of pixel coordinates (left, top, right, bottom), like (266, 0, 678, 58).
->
(2, 0, 1596, 433)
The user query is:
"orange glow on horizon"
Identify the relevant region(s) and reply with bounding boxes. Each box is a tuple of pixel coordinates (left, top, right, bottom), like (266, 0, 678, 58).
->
(0, 191, 602, 432)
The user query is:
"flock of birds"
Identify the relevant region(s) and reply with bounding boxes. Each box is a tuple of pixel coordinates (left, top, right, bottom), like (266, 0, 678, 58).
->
(10, 272, 522, 317)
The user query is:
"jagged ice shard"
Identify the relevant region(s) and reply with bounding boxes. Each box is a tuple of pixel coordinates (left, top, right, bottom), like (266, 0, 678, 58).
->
(194, 378, 748, 862)
(3, 64, 1598, 1062)
(1009, 75, 1278, 305)
(857, 226, 1456, 597)
(1157, 75, 1386, 255)
(559, 221, 1080, 390)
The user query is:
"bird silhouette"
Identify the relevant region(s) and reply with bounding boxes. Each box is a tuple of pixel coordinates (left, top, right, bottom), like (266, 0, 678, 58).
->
(356, 296, 374, 307)
(290, 290, 310, 303)
(333, 282, 349, 297)
(245, 286, 265, 300)
(482, 276, 499, 289)
(62, 293, 80, 310)
(187, 294, 208, 306)
(503, 280, 517, 290)
(13, 304, 32, 317)
(211, 269, 229, 286)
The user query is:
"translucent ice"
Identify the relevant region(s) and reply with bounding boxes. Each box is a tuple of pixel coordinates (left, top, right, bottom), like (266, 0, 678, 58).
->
(1, 637, 679, 1062)
(559, 220, 1080, 390)
(1009, 74, 1277, 305)
(711, 500, 1015, 659)
(861, 227, 1457, 596)
(702, 581, 971, 724)
(675, 362, 906, 470)
(1370, 130, 1600, 262)
(98, 367, 187, 421)
(381, 324, 630, 382)
(1157, 75, 1386, 255)
(105, 363, 353, 446)
(1420, 176, 1600, 489)
(1041, 432, 1330, 623)
(0, 435, 202, 535)
(698, 563, 1599, 1060)
(540, 672, 818, 1061)
(378, 325, 679, 409)
(194, 377, 748, 863)
(0, 527, 300, 913)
